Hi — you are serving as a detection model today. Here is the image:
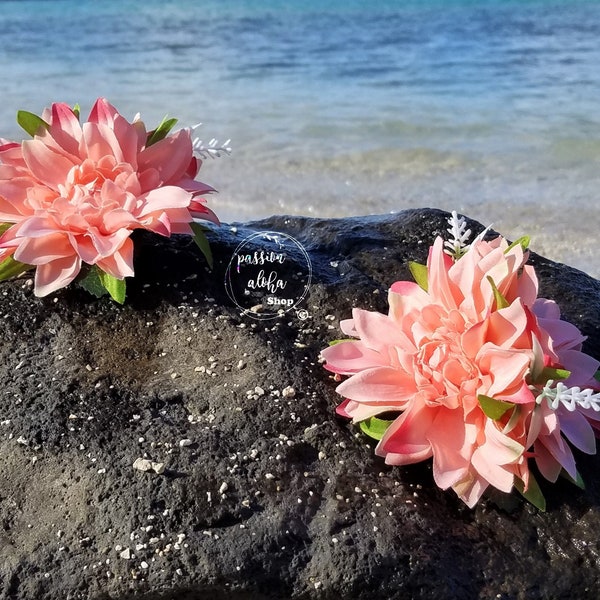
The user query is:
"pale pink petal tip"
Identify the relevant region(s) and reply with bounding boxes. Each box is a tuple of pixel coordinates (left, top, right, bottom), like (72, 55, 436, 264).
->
(335, 399, 352, 418)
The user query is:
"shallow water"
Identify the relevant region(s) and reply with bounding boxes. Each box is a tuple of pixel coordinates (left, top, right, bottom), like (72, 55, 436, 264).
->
(0, 0, 598, 276)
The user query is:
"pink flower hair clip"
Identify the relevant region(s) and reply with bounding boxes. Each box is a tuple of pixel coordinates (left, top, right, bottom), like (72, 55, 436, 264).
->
(0, 98, 228, 302)
(322, 211, 600, 509)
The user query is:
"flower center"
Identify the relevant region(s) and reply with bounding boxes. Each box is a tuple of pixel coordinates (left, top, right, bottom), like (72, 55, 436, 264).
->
(414, 311, 478, 409)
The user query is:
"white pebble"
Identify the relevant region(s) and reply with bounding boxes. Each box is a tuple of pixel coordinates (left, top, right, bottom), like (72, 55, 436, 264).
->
(133, 458, 152, 472)
(151, 462, 166, 475)
(133, 458, 166, 475)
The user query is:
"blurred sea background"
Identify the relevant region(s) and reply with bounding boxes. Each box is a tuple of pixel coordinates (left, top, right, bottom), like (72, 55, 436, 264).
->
(0, 0, 599, 276)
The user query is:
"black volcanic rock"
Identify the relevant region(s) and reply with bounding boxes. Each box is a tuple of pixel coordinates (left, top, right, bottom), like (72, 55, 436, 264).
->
(1, 208, 599, 600)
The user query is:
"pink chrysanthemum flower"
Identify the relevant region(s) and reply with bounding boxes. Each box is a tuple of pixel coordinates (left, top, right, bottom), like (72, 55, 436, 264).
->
(322, 233, 600, 507)
(0, 98, 217, 297)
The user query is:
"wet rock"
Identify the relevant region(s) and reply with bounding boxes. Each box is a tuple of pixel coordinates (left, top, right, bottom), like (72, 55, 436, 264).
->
(0, 208, 599, 600)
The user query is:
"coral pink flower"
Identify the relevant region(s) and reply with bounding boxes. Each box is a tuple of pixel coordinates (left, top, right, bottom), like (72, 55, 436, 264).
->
(0, 98, 217, 296)
(323, 235, 600, 507)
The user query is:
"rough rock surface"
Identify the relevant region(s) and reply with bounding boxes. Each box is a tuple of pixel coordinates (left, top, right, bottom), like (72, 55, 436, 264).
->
(1, 208, 599, 600)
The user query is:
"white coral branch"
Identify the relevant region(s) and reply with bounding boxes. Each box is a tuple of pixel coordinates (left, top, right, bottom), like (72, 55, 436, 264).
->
(536, 380, 600, 412)
(190, 123, 231, 159)
(444, 211, 472, 259)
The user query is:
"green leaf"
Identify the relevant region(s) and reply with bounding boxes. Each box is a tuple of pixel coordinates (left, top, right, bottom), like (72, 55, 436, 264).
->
(78, 266, 126, 303)
(506, 235, 531, 253)
(514, 474, 546, 511)
(478, 394, 514, 420)
(487, 276, 509, 309)
(146, 116, 178, 147)
(533, 366, 571, 385)
(17, 110, 49, 137)
(98, 270, 126, 304)
(78, 266, 109, 298)
(190, 221, 213, 269)
(0, 222, 13, 236)
(328, 339, 353, 346)
(594, 370, 600, 384)
(408, 261, 428, 291)
(359, 416, 394, 441)
(72, 103, 81, 119)
(560, 468, 585, 490)
(0, 256, 31, 282)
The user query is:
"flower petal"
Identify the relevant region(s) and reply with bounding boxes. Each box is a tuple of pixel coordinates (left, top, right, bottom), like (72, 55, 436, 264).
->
(536, 430, 577, 480)
(322, 340, 387, 375)
(388, 280, 429, 320)
(21, 139, 76, 189)
(81, 122, 125, 163)
(34, 255, 81, 296)
(352, 307, 415, 353)
(88, 97, 118, 127)
(376, 403, 434, 465)
(189, 200, 220, 224)
(137, 186, 192, 217)
(45, 102, 82, 157)
(427, 236, 459, 309)
(138, 129, 193, 186)
(471, 420, 523, 492)
(343, 400, 402, 421)
(429, 408, 477, 489)
(13, 232, 74, 265)
(336, 366, 417, 409)
(560, 349, 600, 388)
(339, 318, 357, 337)
(452, 474, 489, 508)
(96, 237, 134, 279)
(556, 407, 596, 454)
(477, 345, 531, 399)
(533, 440, 564, 483)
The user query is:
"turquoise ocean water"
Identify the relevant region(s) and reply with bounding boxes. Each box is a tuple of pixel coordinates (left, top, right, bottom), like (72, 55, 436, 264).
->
(0, 0, 599, 275)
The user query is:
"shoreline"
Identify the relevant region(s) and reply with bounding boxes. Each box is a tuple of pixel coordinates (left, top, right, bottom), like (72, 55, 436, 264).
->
(207, 157, 600, 280)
